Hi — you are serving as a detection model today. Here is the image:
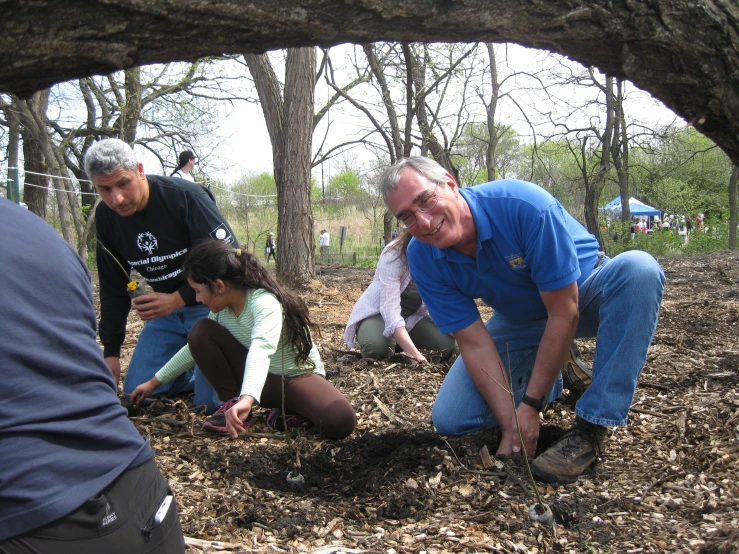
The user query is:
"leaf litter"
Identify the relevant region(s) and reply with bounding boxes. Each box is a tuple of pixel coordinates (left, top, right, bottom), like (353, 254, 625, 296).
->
(104, 250, 739, 553)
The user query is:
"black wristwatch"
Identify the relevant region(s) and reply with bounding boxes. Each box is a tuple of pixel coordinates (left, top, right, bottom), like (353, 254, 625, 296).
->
(521, 393, 547, 413)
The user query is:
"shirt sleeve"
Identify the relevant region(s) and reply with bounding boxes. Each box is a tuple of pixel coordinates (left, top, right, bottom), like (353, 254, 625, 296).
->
(154, 312, 217, 383)
(154, 345, 195, 384)
(96, 207, 133, 358)
(239, 291, 284, 403)
(525, 203, 581, 291)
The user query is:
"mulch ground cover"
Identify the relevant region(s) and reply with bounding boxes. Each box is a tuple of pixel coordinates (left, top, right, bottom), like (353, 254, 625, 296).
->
(109, 250, 739, 553)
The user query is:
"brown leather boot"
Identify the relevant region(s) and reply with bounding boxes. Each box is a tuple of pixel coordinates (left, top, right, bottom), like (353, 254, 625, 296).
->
(561, 343, 593, 401)
(531, 417, 608, 484)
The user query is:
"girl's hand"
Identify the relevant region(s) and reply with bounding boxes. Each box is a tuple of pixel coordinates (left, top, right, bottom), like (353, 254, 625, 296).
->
(225, 396, 255, 439)
(130, 378, 160, 405)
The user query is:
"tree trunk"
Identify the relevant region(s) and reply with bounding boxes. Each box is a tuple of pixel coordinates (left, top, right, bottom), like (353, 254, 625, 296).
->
(729, 166, 738, 250)
(22, 136, 49, 217)
(3, 101, 21, 205)
(246, 48, 317, 286)
(613, 80, 630, 225)
(19, 93, 51, 218)
(368, 42, 412, 244)
(485, 43, 500, 183)
(406, 44, 458, 180)
(611, 78, 631, 244)
(16, 93, 78, 247)
(583, 75, 615, 249)
(117, 68, 142, 144)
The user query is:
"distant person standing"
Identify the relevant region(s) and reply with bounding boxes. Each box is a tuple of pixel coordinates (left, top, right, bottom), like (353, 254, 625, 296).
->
(171, 151, 196, 181)
(319, 229, 330, 262)
(265, 232, 276, 263)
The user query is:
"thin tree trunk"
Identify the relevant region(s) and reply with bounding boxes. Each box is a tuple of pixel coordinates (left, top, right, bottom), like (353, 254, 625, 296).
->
(485, 43, 500, 182)
(19, 92, 51, 218)
(729, 166, 738, 250)
(245, 48, 316, 286)
(583, 75, 615, 249)
(4, 102, 21, 206)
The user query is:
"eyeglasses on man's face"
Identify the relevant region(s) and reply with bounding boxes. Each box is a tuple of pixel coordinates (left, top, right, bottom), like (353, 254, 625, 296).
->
(397, 190, 439, 229)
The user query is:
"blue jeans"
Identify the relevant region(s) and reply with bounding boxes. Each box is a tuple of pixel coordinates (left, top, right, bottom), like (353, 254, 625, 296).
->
(122, 304, 220, 413)
(432, 250, 665, 435)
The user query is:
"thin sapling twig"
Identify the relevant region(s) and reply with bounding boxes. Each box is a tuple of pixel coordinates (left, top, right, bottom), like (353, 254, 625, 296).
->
(481, 348, 554, 524)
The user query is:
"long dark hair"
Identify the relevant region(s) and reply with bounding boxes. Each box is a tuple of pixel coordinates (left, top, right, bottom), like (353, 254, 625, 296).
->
(170, 150, 194, 175)
(386, 230, 413, 262)
(184, 240, 317, 366)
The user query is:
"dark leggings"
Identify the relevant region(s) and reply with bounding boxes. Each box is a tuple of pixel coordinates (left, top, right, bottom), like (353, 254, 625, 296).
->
(188, 318, 356, 439)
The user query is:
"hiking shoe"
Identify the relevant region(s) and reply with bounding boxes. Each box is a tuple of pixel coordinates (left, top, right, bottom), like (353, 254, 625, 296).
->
(531, 417, 608, 484)
(202, 397, 253, 434)
(561, 343, 592, 400)
(266, 409, 310, 432)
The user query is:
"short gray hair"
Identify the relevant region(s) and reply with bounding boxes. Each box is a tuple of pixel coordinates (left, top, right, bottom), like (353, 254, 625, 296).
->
(84, 138, 139, 180)
(379, 156, 449, 208)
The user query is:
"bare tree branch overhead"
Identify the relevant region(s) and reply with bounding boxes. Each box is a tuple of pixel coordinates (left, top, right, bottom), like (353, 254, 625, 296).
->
(1, 0, 738, 165)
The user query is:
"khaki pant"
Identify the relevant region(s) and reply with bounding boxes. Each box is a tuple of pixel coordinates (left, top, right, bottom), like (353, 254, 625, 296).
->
(356, 314, 456, 359)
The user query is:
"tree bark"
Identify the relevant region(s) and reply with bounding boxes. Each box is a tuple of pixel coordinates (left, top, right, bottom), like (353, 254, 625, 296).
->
(729, 166, 738, 250)
(246, 48, 317, 286)
(16, 93, 79, 248)
(18, 93, 51, 218)
(3, 101, 22, 206)
(1, 1, 738, 168)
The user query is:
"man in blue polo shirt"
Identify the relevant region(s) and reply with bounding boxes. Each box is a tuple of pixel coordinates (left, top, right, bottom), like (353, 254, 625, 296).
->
(381, 157, 665, 484)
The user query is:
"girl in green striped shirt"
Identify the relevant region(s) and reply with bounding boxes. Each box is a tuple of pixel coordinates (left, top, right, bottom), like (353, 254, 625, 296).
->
(131, 240, 356, 439)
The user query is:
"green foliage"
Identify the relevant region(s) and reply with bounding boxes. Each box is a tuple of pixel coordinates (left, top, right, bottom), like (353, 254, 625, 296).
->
(681, 220, 729, 254)
(354, 258, 378, 268)
(630, 126, 733, 216)
(326, 169, 366, 203)
(602, 219, 730, 258)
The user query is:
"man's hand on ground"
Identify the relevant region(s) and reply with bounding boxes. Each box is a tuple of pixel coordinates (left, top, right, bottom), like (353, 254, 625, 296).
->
(511, 404, 541, 457)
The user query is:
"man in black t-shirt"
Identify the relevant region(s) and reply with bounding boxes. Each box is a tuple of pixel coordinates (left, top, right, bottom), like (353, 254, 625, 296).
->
(85, 138, 235, 413)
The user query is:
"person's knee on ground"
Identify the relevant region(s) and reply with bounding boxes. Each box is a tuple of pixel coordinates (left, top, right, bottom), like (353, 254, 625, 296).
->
(123, 309, 203, 397)
(188, 318, 245, 412)
(431, 399, 474, 437)
(359, 339, 393, 358)
(311, 398, 357, 440)
(409, 316, 457, 353)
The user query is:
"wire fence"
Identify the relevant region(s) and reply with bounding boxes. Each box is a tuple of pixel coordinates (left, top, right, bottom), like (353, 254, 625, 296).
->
(4, 165, 387, 268)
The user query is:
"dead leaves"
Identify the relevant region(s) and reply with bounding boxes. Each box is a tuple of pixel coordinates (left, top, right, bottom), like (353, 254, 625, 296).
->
(100, 255, 739, 554)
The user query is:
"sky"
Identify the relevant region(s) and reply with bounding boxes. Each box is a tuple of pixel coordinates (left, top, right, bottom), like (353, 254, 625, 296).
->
(136, 44, 681, 188)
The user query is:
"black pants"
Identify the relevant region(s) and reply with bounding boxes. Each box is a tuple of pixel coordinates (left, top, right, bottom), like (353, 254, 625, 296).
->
(0, 458, 185, 554)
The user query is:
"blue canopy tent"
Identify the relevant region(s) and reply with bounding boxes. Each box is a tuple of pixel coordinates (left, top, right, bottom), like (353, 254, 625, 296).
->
(600, 196, 661, 217)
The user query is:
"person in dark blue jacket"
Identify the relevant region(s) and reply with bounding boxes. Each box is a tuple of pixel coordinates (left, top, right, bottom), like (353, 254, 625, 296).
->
(0, 198, 185, 553)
